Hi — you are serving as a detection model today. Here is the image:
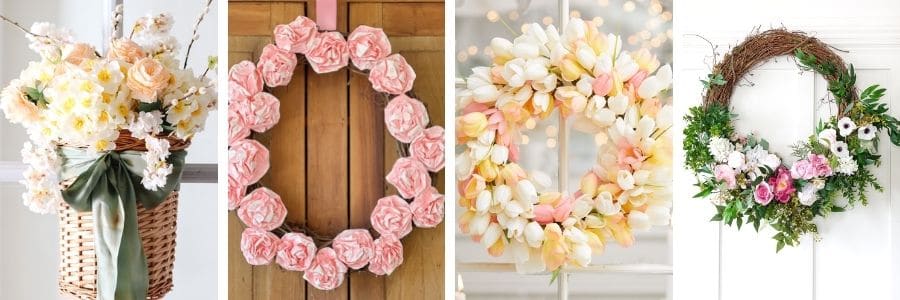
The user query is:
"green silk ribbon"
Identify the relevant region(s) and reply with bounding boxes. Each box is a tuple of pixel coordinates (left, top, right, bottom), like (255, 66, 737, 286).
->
(59, 148, 186, 300)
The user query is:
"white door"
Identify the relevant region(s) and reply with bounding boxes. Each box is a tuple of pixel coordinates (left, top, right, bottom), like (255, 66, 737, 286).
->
(673, 1, 900, 300)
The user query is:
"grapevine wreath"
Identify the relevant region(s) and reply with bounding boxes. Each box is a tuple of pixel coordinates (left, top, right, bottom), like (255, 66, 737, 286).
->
(227, 16, 445, 290)
(456, 18, 673, 276)
(684, 29, 900, 251)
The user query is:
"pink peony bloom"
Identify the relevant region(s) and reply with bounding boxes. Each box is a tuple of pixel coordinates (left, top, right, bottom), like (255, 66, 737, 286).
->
(303, 248, 348, 290)
(227, 104, 250, 145)
(276, 232, 317, 271)
(754, 181, 774, 205)
(410, 126, 445, 172)
(274, 16, 318, 54)
(257, 44, 297, 87)
(245, 92, 281, 133)
(332, 229, 375, 269)
(238, 187, 287, 231)
(714, 164, 737, 189)
(769, 167, 796, 203)
(347, 25, 392, 70)
(369, 54, 416, 95)
(808, 154, 832, 177)
(533, 204, 555, 225)
(240, 228, 279, 265)
(370, 195, 414, 238)
(592, 73, 613, 96)
(409, 186, 444, 228)
(386, 157, 431, 199)
(229, 61, 264, 99)
(229, 139, 270, 186)
(790, 159, 815, 180)
(368, 234, 404, 276)
(228, 177, 247, 210)
(306, 31, 349, 74)
(384, 95, 429, 143)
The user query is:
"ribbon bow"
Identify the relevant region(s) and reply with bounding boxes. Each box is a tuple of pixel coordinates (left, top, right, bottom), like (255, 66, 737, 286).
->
(60, 148, 186, 300)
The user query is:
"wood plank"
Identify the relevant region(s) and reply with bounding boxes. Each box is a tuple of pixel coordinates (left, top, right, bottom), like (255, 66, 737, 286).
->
(230, 0, 444, 3)
(382, 3, 444, 36)
(229, 216, 253, 300)
(229, 3, 276, 36)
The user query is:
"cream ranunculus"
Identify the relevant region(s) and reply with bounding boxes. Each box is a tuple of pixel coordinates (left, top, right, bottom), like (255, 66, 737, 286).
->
(127, 58, 171, 102)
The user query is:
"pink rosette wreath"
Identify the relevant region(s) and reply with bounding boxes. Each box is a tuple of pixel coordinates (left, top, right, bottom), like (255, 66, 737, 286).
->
(227, 16, 445, 291)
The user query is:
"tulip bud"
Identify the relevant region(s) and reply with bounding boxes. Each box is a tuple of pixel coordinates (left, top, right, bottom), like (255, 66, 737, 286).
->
(477, 160, 499, 182)
(481, 223, 502, 248)
(493, 185, 513, 206)
(458, 112, 488, 138)
(490, 145, 509, 164)
(579, 172, 600, 197)
(595, 191, 620, 216)
(470, 212, 491, 236)
(514, 180, 538, 204)
(617, 170, 635, 190)
(628, 210, 651, 231)
(646, 205, 671, 226)
(524, 222, 545, 247)
(475, 190, 492, 213)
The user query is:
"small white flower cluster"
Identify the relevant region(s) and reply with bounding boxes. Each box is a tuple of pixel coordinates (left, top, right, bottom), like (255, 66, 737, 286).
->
(27, 22, 74, 61)
(708, 137, 734, 163)
(140, 137, 173, 191)
(20, 142, 63, 214)
(128, 111, 164, 139)
(133, 13, 179, 55)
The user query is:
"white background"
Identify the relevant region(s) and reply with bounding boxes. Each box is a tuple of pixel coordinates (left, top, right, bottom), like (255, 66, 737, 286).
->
(673, 0, 900, 299)
(0, 0, 219, 299)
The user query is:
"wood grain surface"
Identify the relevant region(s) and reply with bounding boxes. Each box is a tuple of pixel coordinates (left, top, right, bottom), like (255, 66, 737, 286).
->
(228, 1, 444, 299)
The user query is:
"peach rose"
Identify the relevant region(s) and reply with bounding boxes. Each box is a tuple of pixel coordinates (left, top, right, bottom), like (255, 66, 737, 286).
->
(303, 247, 348, 290)
(305, 31, 349, 74)
(245, 92, 281, 133)
(386, 157, 432, 199)
(368, 54, 416, 95)
(276, 232, 317, 271)
(410, 126, 445, 172)
(63, 43, 98, 66)
(257, 44, 298, 87)
(229, 61, 264, 99)
(0, 83, 40, 125)
(108, 39, 146, 64)
(274, 16, 318, 54)
(228, 177, 247, 210)
(228, 139, 270, 186)
(368, 234, 404, 276)
(127, 58, 171, 102)
(384, 95, 429, 143)
(332, 229, 375, 269)
(347, 25, 392, 70)
(240, 228, 279, 265)
(238, 187, 287, 231)
(410, 186, 444, 228)
(228, 105, 250, 145)
(370, 195, 414, 238)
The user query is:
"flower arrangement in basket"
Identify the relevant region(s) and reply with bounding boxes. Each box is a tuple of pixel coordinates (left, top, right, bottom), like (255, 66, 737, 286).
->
(0, 3, 215, 299)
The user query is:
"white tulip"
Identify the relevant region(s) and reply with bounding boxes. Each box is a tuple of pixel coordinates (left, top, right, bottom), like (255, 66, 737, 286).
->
(524, 221, 545, 247)
(490, 37, 513, 58)
(513, 85, 534, 103)
(637, 64, 673, 99)
(571, 195, 593, 219)
(525, 23, 549, 44)
(491, 145, 509, 164)
(575, 43, 597, 70)
(504, 200, 525, 217)
(576, 74, 594, 96)
(549, 42, 569, 64)
(515, 180, 539, 204)
(469, 212, 490, 235)
(466, 67, 500, 102)
(532, 73, 558, 93)
(595, 191, 620, 216)
(505, 217, 527, 239)
(481, 223, 502, 248)
(591, 108, 616, 127)
(493, 185, 513, 206)
(456, 152, 474, 180)
(467, 141, 490, 161)
(475, 190, 492, 213)
(564, 18, 587, 44)
(571, 243, 592, 267)
(524, 58, 550, 80)
(584, 214, 606, 228)
(509, 239, 530, 264)
(646, 205, 671, 226)
(628, 210, 651, 231)
(502, 58, 527, 87)
(656, 104, 673, 129)
(532, 92, 551, 113)
(605, 33, 623, 57)
(529, 171, 552, 190)
(636, 116, 656, 138)
(477, 129, 496, 145)
(617, 170, 635, 190)
(614, 53, 639, 80)
(511, 42, 539, 59)
(514, 246, 546, 274)
(607, 94, 629, 115)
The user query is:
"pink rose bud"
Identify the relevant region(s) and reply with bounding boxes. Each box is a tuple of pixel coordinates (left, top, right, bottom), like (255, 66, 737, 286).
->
(368, 234, 404, 276)
(229, 139, 270, 186)
(410, 186, 444, 228)
(238, 187, 287, 231)
(384, 95, 429, 143)
(246, 92, 281, 133)
(276, 232, 317, 271)
(332, 229, 375, 269)
(369, 54, 416, 95)
(410, 126, 445, 172)
(303, 247, 348, 290)
(370, 195, 414, 238)
(347, 25, 392, 70)
(229, 60, 263, 99)
(227, 104, 250, 145)
(386, 157, 431, 199)
(274, 16, 318, 54)
(306, 31, 350, 74)
(257, 44, 298, 87)
(227, 177, 247, 210)
(240, 228, 279, 265)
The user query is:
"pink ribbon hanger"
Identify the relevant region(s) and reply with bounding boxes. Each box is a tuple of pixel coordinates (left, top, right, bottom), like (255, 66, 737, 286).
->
(316, 0, 337, 31)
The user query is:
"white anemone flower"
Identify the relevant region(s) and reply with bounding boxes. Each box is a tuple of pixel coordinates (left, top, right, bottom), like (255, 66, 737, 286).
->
(858, 125, 877, 140)
(837, 117, 857, 136)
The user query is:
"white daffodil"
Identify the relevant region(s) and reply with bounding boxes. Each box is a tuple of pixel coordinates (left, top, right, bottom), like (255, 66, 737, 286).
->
(837, 117, 857, 136)
(858, 125, 877, 140)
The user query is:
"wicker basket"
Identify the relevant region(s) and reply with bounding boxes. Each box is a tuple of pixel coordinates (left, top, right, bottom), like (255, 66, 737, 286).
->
(56, 131, 188, 299)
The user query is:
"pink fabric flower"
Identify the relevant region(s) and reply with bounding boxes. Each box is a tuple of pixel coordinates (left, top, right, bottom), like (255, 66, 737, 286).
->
(370, 195, 414, 238)
(228, 177, 247, 210)
(303, 247, 348, 290)
(229, 139, 270, 186)
(410, 126, 445, 172)
(238, 187, 287, 231)
(386, 157, 431, 199)
(332, 229, 375, 269)
(228, 105, 250, 145)
(274, 16, 318, 54)
(368, 234, 404, 276)
(229, 61, 263, 99)
(790, 159, 815, 180)
(384, 95, 429, 143)
(240, 228, 279, 265)
(276, 232, 317, 271)
(257, 44, 297, 87)
(410, 186, 444, 228)
(714, 164, 736, 189)
(592, 73, 613, 96)
(369, 54, 416, 95)
(808, 154, 832, 177)
(347, 25, 392, 70)
(305, 31, 349, 74)
(533, 204, 554, 225)
(245, 92, 281, 132)
(754, 181, 774, 205)
(770, 167, 796, 203)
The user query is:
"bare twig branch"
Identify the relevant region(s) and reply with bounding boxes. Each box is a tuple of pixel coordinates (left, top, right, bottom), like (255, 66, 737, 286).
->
(0, 13, 53, 40)
(183, 0, 214, 69)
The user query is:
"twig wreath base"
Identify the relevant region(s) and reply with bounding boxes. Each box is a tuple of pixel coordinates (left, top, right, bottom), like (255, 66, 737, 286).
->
(684, 29, 900, 251)
(227, 16, 445, 291)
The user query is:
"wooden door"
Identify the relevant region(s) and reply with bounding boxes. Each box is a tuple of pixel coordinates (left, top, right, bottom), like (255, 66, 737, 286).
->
(227, 1, 445, 299)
